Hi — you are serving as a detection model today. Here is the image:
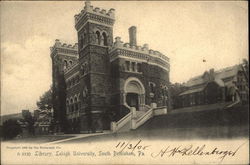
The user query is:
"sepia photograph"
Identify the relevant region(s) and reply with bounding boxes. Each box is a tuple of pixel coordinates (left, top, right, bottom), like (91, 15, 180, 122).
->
(1, 1, 249, 164)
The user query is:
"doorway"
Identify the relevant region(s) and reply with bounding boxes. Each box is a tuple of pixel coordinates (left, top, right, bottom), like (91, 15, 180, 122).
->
(126, 93, 139, 110)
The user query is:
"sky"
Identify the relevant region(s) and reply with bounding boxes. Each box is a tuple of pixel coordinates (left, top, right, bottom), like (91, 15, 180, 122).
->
(1, 1, 248, 115)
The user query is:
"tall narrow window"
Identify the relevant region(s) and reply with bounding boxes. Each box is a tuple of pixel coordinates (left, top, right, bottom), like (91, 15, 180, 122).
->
(125, 61, 130, 71)
(74, 97, 78, 111)
(137, 63, 142, 72)
(81, 64, 85, 75)
(132, 62, 136, 72)
(149, 82, 155, 93)
(69, 61, 73, 66)
(102, 32, 108, 46)
(66, 100, 69, 113)
(83, 33, 87, 45)
(64, 60, 68, 69)
(96, 31, 101, 45)
(80, 36, 84, 48)
(70, 99, 73, 112)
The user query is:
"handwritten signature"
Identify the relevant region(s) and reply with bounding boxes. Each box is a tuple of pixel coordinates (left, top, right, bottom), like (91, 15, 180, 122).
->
(151, 141, 247, 162)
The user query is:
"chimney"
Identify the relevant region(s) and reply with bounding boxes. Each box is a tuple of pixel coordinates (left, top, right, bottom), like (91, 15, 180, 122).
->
(209, 68, 215, 81)
(129, 26, 137, 46)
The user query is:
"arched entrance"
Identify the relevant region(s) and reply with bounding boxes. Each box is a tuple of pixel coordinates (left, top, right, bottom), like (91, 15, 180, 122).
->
(126, 93, 139, 109)
(124, 77, 145, 110)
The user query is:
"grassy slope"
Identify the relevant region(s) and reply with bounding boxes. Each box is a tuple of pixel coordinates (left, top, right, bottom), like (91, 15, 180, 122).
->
(66, 104, 249, 143)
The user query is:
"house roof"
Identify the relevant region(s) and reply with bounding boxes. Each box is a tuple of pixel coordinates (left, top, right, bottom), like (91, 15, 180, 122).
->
(184, 65, 241, 87)
(214, 79, 225, 87)
(179, 86, 205, 96)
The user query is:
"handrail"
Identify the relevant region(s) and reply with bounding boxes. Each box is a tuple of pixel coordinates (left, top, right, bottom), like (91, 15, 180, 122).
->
(111, 104, 132, 132)
(136, 108, 153, 124)
(124, 104, 131, 110)
(139, 104, 151, 112)
(117, 112, 131, 126)
(154, 106, 167, 110)
(225, 99, 241, 109)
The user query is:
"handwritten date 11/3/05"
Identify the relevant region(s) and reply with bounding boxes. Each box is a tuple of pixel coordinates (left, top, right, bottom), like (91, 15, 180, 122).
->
(115, 140, 150, 152)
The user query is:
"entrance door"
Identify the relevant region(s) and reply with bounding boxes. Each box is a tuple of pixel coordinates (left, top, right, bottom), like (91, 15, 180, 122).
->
(126, 93, 139, 110)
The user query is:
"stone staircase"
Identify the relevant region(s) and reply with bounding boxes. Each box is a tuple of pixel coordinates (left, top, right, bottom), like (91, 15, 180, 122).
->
(111, 103, 167, 132)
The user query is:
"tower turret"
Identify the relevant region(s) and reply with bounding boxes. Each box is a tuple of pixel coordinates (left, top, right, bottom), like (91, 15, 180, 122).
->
(73, 1, 115, 133)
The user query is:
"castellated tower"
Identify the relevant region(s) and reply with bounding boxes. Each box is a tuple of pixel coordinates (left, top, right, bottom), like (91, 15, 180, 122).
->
(74, 1, 115, 133)
(50, 40, 78, 132)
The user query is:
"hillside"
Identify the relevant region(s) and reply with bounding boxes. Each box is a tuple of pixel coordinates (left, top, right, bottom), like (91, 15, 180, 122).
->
(64, 104, 249, 143)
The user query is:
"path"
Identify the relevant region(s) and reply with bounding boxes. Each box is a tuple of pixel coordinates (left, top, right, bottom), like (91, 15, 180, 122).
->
(43, 131, 112, 145)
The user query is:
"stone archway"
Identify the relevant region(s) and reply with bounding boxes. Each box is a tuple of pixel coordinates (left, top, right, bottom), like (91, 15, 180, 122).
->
(123, 77, 145, 110)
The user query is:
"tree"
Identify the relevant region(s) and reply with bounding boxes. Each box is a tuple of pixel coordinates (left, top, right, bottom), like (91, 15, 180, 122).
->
(23, 114, 35, 136)
(36, 87, 54, 133)
(2, 119, 22, 140)
(37, 88, 52, 111)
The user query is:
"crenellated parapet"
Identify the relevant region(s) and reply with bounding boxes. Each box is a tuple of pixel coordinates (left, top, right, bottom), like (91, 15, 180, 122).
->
(50, 39, 78, 58)
(74, 1, 115, 30)
(109, 36, 170, 71)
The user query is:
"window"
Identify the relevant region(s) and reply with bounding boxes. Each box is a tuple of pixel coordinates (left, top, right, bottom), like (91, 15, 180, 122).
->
(149, 82, 155, 93)
(96, 31, 101, 45)
(83, 33, 87, 45)
(102, 32, 108, 46)
(74, 97, 78, 111)
(81, 64, 85, 75)
(132, 62, 136, 72)
(80, 35, 84, 48)
(64, 60, 68, 69)
(125, 61, 130, 71)
(137, 63, 142, 72)
(70, 99, 73, 112)
(69, 61, 73, 66)
(66, 100, 69, 113)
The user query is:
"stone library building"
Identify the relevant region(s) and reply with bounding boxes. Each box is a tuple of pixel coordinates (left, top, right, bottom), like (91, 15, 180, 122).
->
(50, 1, 170, 133)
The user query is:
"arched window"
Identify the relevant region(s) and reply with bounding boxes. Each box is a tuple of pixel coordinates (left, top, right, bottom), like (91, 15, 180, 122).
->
(74, 97, 78, 111)
(102, 32, 108, 46)
(70, 99, 73, 112)
(69, 61, 73, 66)
(80, 35, 84, 48)
(64, 60, 68, 69)
(96, 31, 101, 45)
(149, 82, 155, 93)
(66, 100, 69, 113)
